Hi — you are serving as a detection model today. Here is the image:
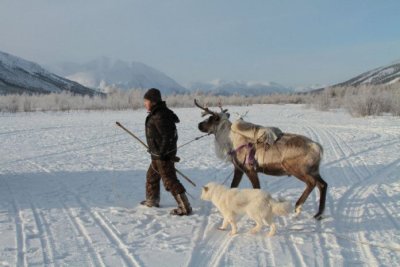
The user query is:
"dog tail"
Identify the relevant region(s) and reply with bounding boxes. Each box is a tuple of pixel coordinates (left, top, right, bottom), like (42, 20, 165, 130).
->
(271, 197, 292, 216)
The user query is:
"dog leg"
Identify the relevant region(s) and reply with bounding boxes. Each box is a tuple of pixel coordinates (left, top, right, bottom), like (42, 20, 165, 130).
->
(250, 222, 262, 234)
(218, 218, 229, 231)
(229, 219, 238, 236)
(267, 223, 276, 237)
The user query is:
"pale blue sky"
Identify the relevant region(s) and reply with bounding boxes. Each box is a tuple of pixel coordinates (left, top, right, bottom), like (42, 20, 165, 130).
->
(1, 0, 400, 87)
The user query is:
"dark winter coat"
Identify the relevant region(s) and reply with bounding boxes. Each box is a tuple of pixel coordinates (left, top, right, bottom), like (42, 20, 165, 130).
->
(145, 101, 180, 160)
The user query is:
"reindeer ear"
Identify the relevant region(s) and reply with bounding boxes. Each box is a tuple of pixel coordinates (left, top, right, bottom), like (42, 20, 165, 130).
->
(203, 186, 209, 192)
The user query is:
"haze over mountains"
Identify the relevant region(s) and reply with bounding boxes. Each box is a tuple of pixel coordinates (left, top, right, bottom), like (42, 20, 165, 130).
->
(53, 58, 399, 95)
(1, 49, 399, 96)
(49, 57, 188, 94)
(187, 79, 293, 96)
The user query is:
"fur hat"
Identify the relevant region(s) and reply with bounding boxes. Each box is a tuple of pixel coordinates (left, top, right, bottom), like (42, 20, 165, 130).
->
(144, 88, 162, 103)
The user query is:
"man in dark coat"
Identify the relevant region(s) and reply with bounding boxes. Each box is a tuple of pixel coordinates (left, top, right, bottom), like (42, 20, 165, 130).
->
(141, 88, 192, 216)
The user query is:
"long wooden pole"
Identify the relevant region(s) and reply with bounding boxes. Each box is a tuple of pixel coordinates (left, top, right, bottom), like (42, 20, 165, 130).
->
(115, 121, 196, 187)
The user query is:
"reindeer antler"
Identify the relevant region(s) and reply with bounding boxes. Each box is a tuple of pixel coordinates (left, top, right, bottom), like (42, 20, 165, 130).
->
(194, 99, 218, 117)
(217, 100, 229, 114)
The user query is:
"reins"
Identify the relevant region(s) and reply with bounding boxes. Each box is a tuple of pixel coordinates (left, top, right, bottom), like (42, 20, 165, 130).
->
(165, 133, 211, 155)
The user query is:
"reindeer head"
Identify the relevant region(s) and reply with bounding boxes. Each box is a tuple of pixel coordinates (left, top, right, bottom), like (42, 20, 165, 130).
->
(195, 99, 230, 134)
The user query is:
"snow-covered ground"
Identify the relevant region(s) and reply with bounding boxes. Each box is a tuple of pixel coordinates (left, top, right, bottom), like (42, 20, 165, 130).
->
(1, 104, 399, 266)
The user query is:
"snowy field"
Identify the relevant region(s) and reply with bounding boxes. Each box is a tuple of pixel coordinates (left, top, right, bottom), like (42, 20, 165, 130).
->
(1, 104, 399, 267)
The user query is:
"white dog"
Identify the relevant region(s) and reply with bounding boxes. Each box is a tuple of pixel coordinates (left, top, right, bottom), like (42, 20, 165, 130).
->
(201, 182, 292, 236)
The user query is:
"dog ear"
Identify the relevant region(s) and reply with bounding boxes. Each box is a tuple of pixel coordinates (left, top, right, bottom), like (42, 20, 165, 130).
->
(203, 186, 209, 192)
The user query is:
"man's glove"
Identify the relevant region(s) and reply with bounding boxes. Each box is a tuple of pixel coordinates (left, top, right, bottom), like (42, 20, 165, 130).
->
(159, 154, 170, 161)
(171, 156, 180, 162)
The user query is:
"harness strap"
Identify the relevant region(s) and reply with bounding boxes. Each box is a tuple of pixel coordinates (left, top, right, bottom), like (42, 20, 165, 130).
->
(229, 142, 257, 166)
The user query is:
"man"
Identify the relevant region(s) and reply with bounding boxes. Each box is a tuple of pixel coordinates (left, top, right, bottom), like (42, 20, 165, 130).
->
(141, 88, 192, 216)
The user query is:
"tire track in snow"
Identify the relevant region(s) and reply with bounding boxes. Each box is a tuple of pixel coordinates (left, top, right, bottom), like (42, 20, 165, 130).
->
(326, 130, 371, 179)
(12, 205, 27, 267)
(371, 191, 400, 230)
(29, 202, 56, 266)
(73, 202, 141, 267)
(13, 166, 87, 266)
(264, 238, 276, 266)
(309, 127, 346, 266)
(184, 167, 239, 267)
(61, 203, 106, 267)
(317, 128, 371, 264)
(286, 235, 307, 267)
(322, 129, 362, 183)
(323, 138, 400, 169)
(332, 132, 400, 230)
(27, 160, 142, 267)
(2, 177, 27, 267)
(330, 130, 400, 225)
(281, 216, 307, 267)
(183, 203, 210, 267)
(208, 235, 234, 267)
(302, 125, 355, 266)
(324, 128, 399, 264)
(254, 235, 270, 267)
(184, 204, 234, 267)
(2, 133, 134, 167)
(0, 125, 80, 136)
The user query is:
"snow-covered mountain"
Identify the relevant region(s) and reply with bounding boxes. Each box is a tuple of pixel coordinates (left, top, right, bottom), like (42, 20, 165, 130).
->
(334, 61, 400, 87)
(0, 51, 99, 95)
(294, 84, 327, 93)
(50, 57, 187, 94)
(188, 79, 293, 96)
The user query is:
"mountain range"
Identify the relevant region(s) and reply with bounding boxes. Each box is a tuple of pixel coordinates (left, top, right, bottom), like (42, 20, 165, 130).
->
(2, 49, 399, 97)
(0, 51, 99, 95)
(332, 61, 400, 87)
(187, 79, 293, 96)
(49, 57, 187, 94)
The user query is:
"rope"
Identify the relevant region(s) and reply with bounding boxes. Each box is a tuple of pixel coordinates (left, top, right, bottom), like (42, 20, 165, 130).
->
(164, 133, 210, 154)
(220, 169, 235, 186)
(178, 133, 210, 149)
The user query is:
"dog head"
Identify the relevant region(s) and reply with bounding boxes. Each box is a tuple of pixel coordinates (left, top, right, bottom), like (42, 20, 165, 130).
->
(200, 182, 220, 201)
(200, 185, 211, 201)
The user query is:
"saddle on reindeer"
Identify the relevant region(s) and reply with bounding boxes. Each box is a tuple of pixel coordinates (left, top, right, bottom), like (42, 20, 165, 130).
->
(230, 120, 283, 167)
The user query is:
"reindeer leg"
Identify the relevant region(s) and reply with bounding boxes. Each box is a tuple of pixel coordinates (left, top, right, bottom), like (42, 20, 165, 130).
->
(230, 167, 244, 188)
(314, 174, 328, 220)
(295, 178, 316, 216)
(245, 169, 261, 189)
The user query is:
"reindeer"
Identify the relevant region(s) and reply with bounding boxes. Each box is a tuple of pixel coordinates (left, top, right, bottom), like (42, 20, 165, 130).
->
(195, 99, 328, 219)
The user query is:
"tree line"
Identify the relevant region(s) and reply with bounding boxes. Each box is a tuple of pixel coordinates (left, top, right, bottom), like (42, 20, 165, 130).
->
(0, 83, 399, 117)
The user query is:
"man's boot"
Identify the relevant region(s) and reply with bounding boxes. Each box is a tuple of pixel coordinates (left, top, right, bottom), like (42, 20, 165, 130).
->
(170, 193, 192, 216)
(140, 198, 160, 208)
(140, 184, 160, 208)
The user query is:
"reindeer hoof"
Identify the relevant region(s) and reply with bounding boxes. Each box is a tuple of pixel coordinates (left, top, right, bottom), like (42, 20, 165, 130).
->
(294, 205, 302, 217)
(314, 213, 324, 220)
